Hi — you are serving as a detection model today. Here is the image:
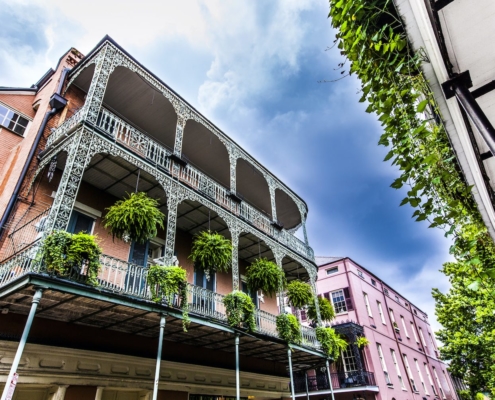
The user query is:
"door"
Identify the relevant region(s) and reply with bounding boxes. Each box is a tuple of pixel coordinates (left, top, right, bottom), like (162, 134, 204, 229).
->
(126, 240, 149, 295)
(67, 210, 94, 234)
(194, 267, 216, 314)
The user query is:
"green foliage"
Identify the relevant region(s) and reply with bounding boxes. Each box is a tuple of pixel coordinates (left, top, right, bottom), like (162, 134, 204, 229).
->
(147, 265, 190, 331)
(307, 296, 335, 323)
(246, 258, 285, 297)
(223, 291, 256, 332)
(286, 281, 313, 308)
(276, 313, 302, 344)
(103, 192, 165, 244)
(328, 0, 495, 393)
(355, 336, 370, 348)
(315, 326, 347, 360)
(475, 394, 485, 400)
(457, 390, 471, 400)
(189, 230, 232, 281)
(41, 230, 101, 286)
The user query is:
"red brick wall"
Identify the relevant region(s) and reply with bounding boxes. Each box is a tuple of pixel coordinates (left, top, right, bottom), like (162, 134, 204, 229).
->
(0, 93, 36, 118)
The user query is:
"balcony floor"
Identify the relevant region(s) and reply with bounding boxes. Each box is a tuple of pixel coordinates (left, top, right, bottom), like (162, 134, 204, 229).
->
(0, 273, 324, 371)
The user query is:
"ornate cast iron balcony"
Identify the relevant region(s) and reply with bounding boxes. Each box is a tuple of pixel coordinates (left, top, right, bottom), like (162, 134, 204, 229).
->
(45, 107, 314, 261)
(0, 243, 320, 351)
(292, 370, 377, 393)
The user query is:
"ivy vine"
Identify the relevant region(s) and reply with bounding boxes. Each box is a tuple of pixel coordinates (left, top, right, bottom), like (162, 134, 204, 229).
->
(355, 336, 370, 348)
(328, 0, 495, 291)
(147, 265, 190, 331)
(223, 291, 256, 332)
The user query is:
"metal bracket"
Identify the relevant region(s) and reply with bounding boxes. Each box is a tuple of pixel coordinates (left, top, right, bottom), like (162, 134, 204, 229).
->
(442, 71, 472, 99)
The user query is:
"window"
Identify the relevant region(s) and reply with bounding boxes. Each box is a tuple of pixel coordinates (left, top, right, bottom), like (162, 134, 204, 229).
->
(363, 293, 373, 317)
(411, 321, 420, 343)
(371, 279, 377, 286)
(395, 295, 400, 303)
(424, 363, 438, 396)
(68, 210, 94, 235)
(0, 103, 29, 135)
(357, 270, 364, 279)
(418, 327, 427, 346)
(403, 354, 418, 392)
(415, 359, 429, 395)
(432, 367, 446, 399)
(331, 289, 347, 314)
(391, 350, 406, 389)
(377, 344, 392, 385)
(326, 266, 338, 275)
(401, 316, 409, 338)
(341, 347, 358, 372)
(428, 332, 436, 349)
(389, 309, 397, 328)
(377, 301, 386, 324)
(384, 288, 389, 296)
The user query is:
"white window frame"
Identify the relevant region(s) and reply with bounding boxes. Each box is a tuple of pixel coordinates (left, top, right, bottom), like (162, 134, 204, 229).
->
(411, 321, 420, 343)
(0, 102, 30, 136)
(418, 327, 427, 346)
(403, 354, 418, 392)
(415, 358, 429, 395)
(377, 344, 392, 385)
(326, 266, 338, 275)
(364, 293, 373, 317)
(401, 316, 409, 338)
(425, 363, 438, 396)
(330, 289, 347, 314)
(377, 301, 386, 324)
(433, 367, 446, 399)
(391, 349, 406, 390)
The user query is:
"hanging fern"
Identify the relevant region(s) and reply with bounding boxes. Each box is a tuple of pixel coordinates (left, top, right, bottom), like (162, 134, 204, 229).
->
(276, 313, 302, 344)
(147, 265, 190, 331)
(189, 230, 232, 281)
(223, 291, 256, 332)
(41, 230, 101, 286)
(355, 336, 370, 348)
(316, 327, 347, 359)
(286, 280, 313, 308)
(246, 258, 285, 297)
(103, 192, 165, 244)
(307, 296, 335, 323)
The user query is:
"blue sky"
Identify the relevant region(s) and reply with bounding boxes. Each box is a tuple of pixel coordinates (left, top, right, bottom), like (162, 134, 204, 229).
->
(0, 0, 452, 333)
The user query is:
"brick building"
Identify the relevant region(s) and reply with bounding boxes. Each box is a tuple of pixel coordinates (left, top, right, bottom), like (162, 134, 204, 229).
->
(0, 36, 323, 400)
(291, 257, 457, 400)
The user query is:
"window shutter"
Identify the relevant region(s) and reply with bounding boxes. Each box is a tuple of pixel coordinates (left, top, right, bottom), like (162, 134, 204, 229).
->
(323, 292, 330, 301)
(343, 287, 354, 311)
(300, 310, 307, 321)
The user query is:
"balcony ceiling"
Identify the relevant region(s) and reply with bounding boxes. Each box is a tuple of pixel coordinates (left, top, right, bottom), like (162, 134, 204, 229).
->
(0, 284, 323, 370)
(438, 0, 495, 191)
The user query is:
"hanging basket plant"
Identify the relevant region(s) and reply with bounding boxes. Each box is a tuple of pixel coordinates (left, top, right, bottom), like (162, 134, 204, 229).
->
(286, 280, 314, 308)
(223, 290, 256, 332)
(246, 258, 285, 297)
(307, 296, 335, 323)
(147, 265, 190, 331)
(276, 313, 302, 344)
(103, 192, 165, 244)
(189, 230, 232, 281)
(41, 230, 102, 286)
(355, 336, 370, 348)
(315, 326, 348, 360)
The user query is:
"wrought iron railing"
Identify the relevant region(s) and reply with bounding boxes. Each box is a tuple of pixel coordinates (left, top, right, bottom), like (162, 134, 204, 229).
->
(46, 106, 86, 147)
(46, 106, 313, 260)
(292, 370, 377, 393)
(0, 247, 320, 351)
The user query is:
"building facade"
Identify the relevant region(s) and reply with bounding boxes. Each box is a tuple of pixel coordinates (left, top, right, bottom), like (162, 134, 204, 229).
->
(0, 37, 325, 400)
(292, 257, 457, 400)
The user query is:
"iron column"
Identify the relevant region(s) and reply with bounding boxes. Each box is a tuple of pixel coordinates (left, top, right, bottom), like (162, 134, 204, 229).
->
(288, 347, 295, 400)
(235, 334, 240, 400)
(325, 359, 336, 400)
(152, 314, 166, 400)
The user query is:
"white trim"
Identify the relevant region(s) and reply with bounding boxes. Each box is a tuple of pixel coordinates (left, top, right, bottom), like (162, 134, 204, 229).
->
(0, 99, 34, 121)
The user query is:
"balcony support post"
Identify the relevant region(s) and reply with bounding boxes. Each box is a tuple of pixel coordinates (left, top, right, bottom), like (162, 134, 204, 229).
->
(235, 335, 240, 400)
(325, 359, 336, 400)
(82, 44, 116, 125)
(305, 371, 310, 400)
(268, 179, 277, 222)
(44, 130, 95, 233)
(288, 347, 296, 400)
(274, 249, 285, 313)
(309, 277, 322, 326)
(152, 314, 166, 400)
(164, 192, 180, 265)
(1, 288, 43, 400)
(230, 225, 240, 291)
(229, 150, 238, 194)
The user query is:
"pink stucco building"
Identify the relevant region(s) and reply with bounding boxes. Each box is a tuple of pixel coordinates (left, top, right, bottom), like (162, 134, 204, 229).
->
(293, 257, 457, 400)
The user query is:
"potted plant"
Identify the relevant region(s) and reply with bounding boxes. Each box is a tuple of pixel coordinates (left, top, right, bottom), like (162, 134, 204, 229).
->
(286, 281, 313, 308)
(147, 265, 190, 331)
(223, 290, 256, 332)
(393, 321, 400, 332)
(103, 192, 165, 243)
(355, 336, 370, 348)
(307, 296, 335, 324)
(315, 326, 348, 359)
(189, 230, 232, 281)
(276, 313, 302, 344)
(246, 258, 285, 297)
(41, 230, 101, 286)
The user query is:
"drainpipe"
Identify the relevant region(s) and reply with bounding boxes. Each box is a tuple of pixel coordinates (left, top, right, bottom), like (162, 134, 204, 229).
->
(1, 288, 43, 400)
(304, 371, 310, 400)
(235, 335, 240, 400)
(0, 68, 69, 238)
(288, 347, 296, 400)
(152, 314, 166, 400)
